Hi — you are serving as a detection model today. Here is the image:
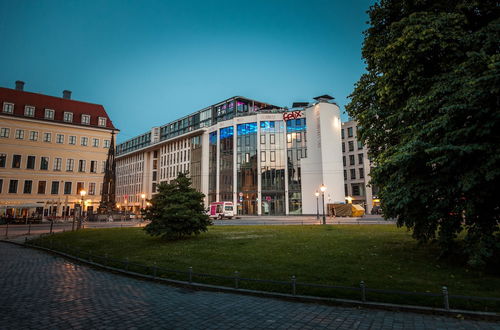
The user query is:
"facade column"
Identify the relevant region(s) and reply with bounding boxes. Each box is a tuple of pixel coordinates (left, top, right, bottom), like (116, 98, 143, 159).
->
(232, 123, 238, 211)
(283, 124, 289, 215)
(256, 119, 262, 215)
(216, 127, 220, 202)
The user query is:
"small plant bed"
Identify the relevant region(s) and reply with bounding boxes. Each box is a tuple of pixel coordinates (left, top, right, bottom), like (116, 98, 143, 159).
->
(31, 225, 500, 312)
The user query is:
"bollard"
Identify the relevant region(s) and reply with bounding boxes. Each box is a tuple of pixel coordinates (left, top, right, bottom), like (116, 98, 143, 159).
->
(360, 281, 366, 302)
(5, 222, 8, 238)
(153, 262, 158, 277)
(234, 271, 240, 289)
(291, 275, 296, 295)
(188, 266, 193, 283)
(125, 257, 129, 270)
(442, 286, 450, 310)
(28, 222, 31, 235)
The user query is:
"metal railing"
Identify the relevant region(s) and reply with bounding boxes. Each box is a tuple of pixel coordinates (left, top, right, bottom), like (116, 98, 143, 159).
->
(25, 236, 500, 314)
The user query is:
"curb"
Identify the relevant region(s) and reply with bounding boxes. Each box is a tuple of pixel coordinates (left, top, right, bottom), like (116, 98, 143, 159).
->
(2, 239, 499, 321)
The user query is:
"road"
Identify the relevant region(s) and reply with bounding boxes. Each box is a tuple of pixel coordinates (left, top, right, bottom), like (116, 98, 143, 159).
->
(0, 242, 496, 329)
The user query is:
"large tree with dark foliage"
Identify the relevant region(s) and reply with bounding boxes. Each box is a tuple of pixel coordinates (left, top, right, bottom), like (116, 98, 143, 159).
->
(144, 173, 211, 240)
(347, 0, 499, 267)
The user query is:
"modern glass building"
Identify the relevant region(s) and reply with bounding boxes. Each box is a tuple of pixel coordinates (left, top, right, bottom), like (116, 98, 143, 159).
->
(115, 95, 345, 215)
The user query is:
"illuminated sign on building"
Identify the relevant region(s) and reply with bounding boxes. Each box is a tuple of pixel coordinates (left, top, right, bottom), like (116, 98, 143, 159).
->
(283, 111, 303, 121)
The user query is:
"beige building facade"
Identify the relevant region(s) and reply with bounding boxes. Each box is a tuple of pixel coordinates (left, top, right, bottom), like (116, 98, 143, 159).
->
(0, 81, 117, 220)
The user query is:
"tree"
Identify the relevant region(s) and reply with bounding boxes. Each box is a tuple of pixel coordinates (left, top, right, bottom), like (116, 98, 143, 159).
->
(347, 0, 500, 267)
(144, 173, 211, 240)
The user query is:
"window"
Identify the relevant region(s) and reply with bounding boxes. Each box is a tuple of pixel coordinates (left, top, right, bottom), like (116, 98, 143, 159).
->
(341, 142, 345, 153)
(297, 149, 302, 160)
(54, 157, 62, 171)
(76, 182, 84, 194)
(27, 156, 35, 169)
(69, 135, 76, 145)
(260, 135, 266, 144)
(349, 155, 355, 165)
(348, 141, 354, 152)
(344, 170, 347, 180)
(23, 180, 33, 194)
(358, 154, 364, 164)
(51, 181, 59, 194)
(44, 109, 55, 120)
(92, 138, 99, 147)
(15, 129, 24, 139)
(56, 134, 64, 144)
(341, 129, 345, 139)
(270, 151, 276, 162)
(104, 139, 110, 148)
(89, 182, 96, 195)
(0, 179, 2, 194)
(40, 157, 49, 170)
(352, 184, 361, 196)
(78, 159, 86, 172)
(0, 154, 6, 167)
(29, 131, 38, 141)
(347, 127, 353, 137)
(3, 102, 14, 114)
(101, 160, 106, 173)
(63, 112, 73, 122)
(81, 137, 88, 146)
(66, 159, 74, 171)
(359, 168, 365, 179)
(64, 182, 72, 194)
(43, 132, 51, 142)
(270, 134, 275, 144)
(98, 117, 107, 127)
(261, 151, 266, 162)
(24, 106, 35, 117)
(37, 181, 46, 194)
(297, 132, 302, 142)
(343, 156, 346, 166)
(0, 128, 10, 138)
(81, 114, 90, 125)
(9, 180, 18, 193)
(90, 160, 97, 173)
(286, 134, 292, 143)
(357, 140, 363, 150)
(350, 168, 356, 180)
(12, 155, 21, 168)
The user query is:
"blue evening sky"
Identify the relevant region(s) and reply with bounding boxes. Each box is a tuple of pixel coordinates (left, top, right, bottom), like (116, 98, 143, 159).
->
(0, 0, 372, 142)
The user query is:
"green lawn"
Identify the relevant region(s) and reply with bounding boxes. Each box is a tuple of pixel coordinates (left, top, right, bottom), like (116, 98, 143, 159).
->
(32, 225, 500, 311)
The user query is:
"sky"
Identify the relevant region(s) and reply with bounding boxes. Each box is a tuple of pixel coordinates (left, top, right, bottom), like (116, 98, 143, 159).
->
(0, 0, 372, 143)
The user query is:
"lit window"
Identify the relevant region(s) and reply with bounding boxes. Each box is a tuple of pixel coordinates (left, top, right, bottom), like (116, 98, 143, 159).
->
(45, 109, 55, 120)
(3, 102, 14, 114)
(66, 159, 74, 171)
(54, 158, 62, 171)
(81, 114, 90, 125)
(63, 112, 73, 122)
(98, 117, 107, 127)
(24, 106, 35, 117)
(0, 154, 7, 167)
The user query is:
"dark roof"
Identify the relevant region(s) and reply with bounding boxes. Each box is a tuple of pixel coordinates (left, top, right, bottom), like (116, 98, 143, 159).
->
(0, 87, 117, 130)
(292, 102, 309, 108)
(313, 94, 335, 101)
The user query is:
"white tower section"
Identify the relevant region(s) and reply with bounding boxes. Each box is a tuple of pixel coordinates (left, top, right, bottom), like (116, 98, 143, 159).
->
(301, 99, 345, 214)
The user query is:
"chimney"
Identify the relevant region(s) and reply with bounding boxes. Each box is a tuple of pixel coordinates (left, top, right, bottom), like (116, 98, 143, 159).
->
(62, 90, 72, 99)
(15, 81, 25, 91)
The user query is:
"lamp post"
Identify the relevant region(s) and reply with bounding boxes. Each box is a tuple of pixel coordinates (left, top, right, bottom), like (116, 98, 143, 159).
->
(79, 190, 86, 230)
(320, 184, 327, 225)
(315, 191, 320, 220)
(141, 193, 146, 219)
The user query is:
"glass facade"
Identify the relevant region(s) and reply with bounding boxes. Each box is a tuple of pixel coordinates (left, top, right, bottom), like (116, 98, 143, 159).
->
(190, 135, 202, 192)
(260, 121, 286, 215)
(219, 126, 234, 201)
(286, 118, 307, 214)
(208, 131, 217, 203)
(236, 123, 258, 215)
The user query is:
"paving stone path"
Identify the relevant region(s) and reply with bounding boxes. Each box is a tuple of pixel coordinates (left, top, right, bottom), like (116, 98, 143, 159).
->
(0, 242, 498, 329)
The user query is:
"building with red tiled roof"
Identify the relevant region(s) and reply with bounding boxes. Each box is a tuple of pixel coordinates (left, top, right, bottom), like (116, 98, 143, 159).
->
(0, 81, 118, 220)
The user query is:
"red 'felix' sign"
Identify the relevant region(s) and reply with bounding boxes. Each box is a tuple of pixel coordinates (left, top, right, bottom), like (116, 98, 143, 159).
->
(283, 111, 303, 121)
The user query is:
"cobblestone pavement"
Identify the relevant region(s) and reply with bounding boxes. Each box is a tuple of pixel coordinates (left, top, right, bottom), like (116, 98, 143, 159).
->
(0, 243, 498, 329)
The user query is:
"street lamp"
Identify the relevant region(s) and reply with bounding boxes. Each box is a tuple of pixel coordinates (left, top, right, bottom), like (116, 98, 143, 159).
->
(346, 196, 353, 204)
(320, 184, 327, 225)
(79, 190, 86, 230)
(315, 191, 320, 220)
(141, 193, 146, 219)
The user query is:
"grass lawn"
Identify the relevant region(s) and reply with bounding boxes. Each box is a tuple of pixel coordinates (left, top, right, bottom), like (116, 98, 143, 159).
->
(33, 225, 500, 311)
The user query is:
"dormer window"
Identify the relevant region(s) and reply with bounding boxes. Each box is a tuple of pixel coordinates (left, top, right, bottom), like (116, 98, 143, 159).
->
(24, 106, 35, 117)
(98, 117, 107, 127)
(3, 102, 14, 114)
(81, 114, 90, 125)
(45, 109, 55, 120)
(63, 112, 73, 122)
